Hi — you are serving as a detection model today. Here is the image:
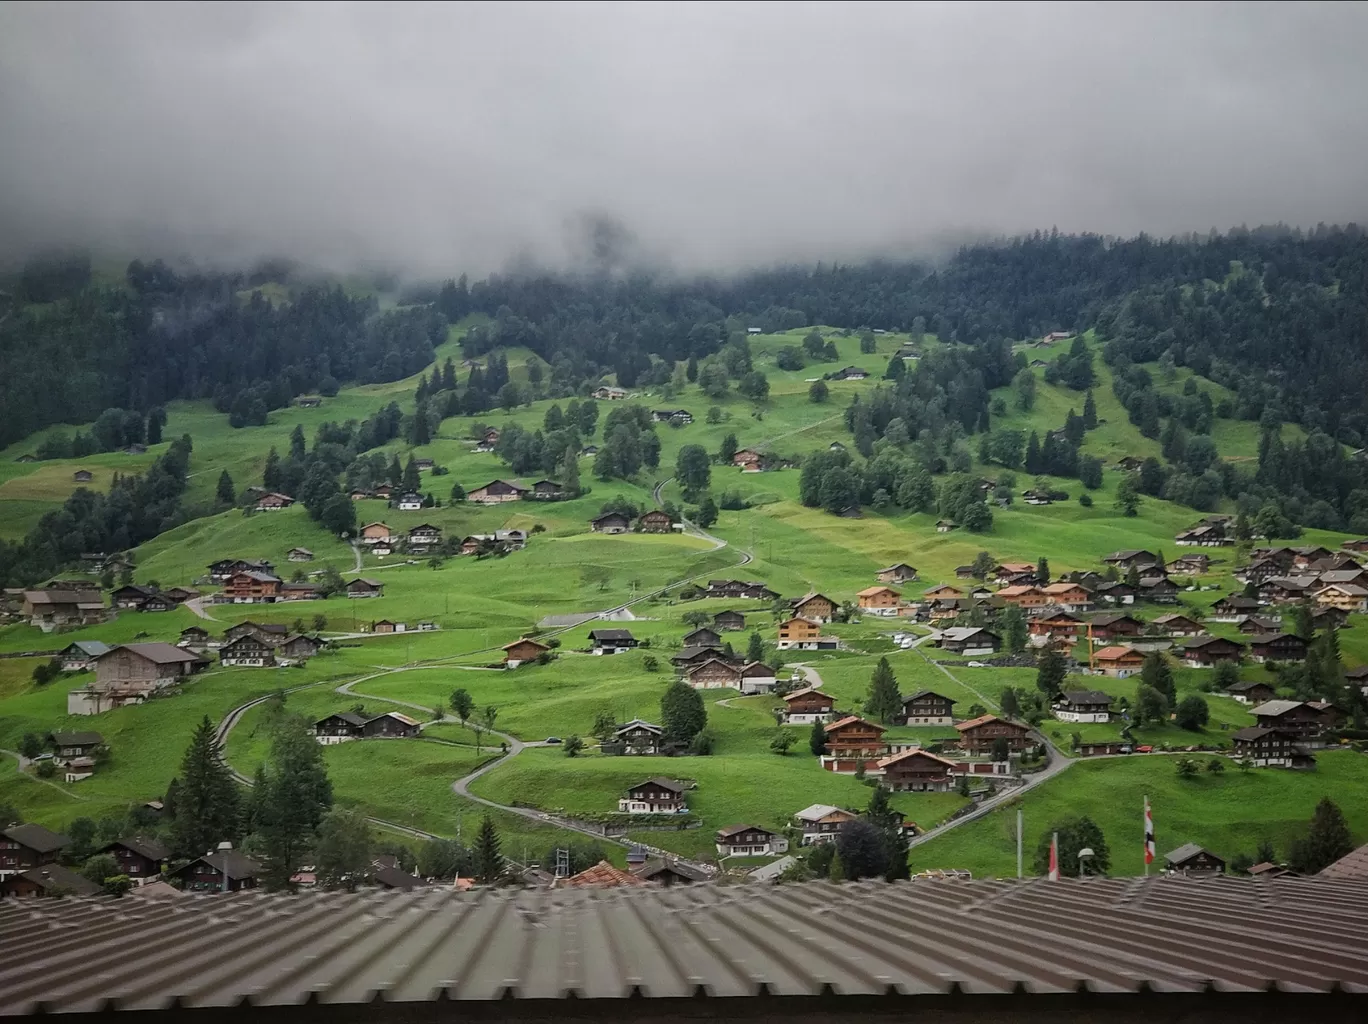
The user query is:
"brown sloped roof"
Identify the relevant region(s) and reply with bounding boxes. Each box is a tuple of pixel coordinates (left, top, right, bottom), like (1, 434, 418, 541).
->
(561, 860, 650, 888)
(4, 877, 1368, 1012)
(1321, 843, 1368, 881)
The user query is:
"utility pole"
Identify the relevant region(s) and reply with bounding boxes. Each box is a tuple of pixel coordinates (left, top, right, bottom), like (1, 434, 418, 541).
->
(1016, 810, 1023, 879)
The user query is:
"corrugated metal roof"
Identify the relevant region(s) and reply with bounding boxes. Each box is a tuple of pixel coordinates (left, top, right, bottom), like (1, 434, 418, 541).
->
(3, 877, 1368, 1014)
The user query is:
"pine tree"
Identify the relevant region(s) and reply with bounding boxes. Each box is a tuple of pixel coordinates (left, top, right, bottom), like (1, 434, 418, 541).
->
(1289, 798, 1353, 874)
(387, 455, 403, 487)
(809, 719, 827, 756)
(441, 357, 458, 392)
(170, 717, 241, 858)
(745, 631, 765, 664)
(473, 815, 504, 883)
(1036, 557, 1050, 585)
(258, 716, 333, 890)
(1024, 431, 1041, 474)
(289, 424, 306, 460)
(403, 456, 421, 494)
(1140, 651, 1176, 705)
(560, 445, 580, 497)
(216, 470, 236, 505)
(1082, 389, 1098, 430)
(1036, 647, 1067, 696)
(660, 679, 707, 745)
(262, 447, 282, 492)
(863, 657, 902, 723)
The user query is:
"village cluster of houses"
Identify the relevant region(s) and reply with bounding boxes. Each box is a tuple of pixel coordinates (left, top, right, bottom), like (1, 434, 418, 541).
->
(0, 822, 435, 897)
(23, 730, 105, 783)
(176, 621, 325, 667)
(589, 508, 678, 534)
(312, 709, 422, 743)
(208, 557, 393, 603)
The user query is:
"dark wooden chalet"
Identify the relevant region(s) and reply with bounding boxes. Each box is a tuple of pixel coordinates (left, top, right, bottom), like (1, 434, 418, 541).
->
(1087, 613, 1144, 641)
(955, 715, 1031, 755)
(1248, 633, 1309, 663)
(1252, 700, 1326, 739)
(589, 628, 638, 654)
(1152, 614, 1205, 636)
(877, 749, 957, 792)
(172, 851, 262, 893)
(612, 719, 663, 755)
(714, 825, 786, 858)
(1137, 577, 1179, 603)
(589, 512, 632, 534)
(1165, 844, 1226, 876)
(671, 645, 728, 668)
(0, 864, 102, 898)
(823, 716, 887, 762)
(618, 778, 688, 814)
(218, 633, 277, 667)
(632, 859, 709, 886)
(1237, 616, 1284, 634)
(900, 690, 957, 726)
(1226, 680, 1277, 704)
(1179, 636, 1244, 667)
(0, 824, 69, 872)
(1210, 594, 1262, 621)
(502, 637, 550, 667)
(1233, 726, 1300, 766)
(681, 626, 722, 649)
(781, 687, 835, 724)
(360, 712, 421, 738)
(712, 610, 746, 631)
(99, 836, 170, 881)
(314, 712, 369, 742)
(345, 577, 385, 599)
(637, 509, 673, 533)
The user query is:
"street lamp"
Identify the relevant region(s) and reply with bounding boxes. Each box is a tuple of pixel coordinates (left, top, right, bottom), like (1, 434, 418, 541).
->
(217, 840, 233, 893)
(1077, 846, 1095, 878)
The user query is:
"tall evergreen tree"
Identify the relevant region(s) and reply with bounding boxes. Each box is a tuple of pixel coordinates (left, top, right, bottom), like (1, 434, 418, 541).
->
(262, 447, 282, 492)
(560, 445, 581, 497)
(863, 657, 902, 723)
(170, 717, 241, 858)
(387, 454, 403, 487)
(1035, 556, 1050, 585)
(1082, 389, 1098, 430)
(660, 679, 707, 745)
(473, 814, 504, 883)
(1288, 798, 1353, 874)
(216, 470, 236, 505)
(1024, 431, 1042, 474)
(257, 716, 333, 890)
(745, 630, 765, 663)
(866, 786, 910, 881)
(441, 357, 458, 392)
(1140, 651, 1176, 705)
(289, 424, 306, 460)
(1036, 647, 1067, 696)
(402, 455, 421, 493)
(809, 718, 827, 756)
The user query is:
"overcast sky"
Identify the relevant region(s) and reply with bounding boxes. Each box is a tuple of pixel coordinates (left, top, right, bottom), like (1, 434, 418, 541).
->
(2, 1, 1367, 277)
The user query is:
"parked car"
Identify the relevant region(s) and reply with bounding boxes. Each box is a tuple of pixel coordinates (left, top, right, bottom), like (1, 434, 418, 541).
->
(545, 736, 562, 744)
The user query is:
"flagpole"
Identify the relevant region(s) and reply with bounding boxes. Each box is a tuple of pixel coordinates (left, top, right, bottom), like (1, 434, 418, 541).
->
(1144, 795, 1154, 877)
(1048, 831, 1059, 881)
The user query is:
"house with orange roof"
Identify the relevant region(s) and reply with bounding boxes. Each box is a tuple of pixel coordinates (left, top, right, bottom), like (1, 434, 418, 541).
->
(1089, 645, 1146, 678)
(922, 584, 963, 601)
(856, 585, 901, 616)
(996, 585, 1050, 609)
(1040, 582, 1094, 612)
(561, 860, 651, 888)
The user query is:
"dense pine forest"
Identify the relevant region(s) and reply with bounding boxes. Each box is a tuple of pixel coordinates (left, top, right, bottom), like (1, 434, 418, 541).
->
(2, 225, 1367, 586)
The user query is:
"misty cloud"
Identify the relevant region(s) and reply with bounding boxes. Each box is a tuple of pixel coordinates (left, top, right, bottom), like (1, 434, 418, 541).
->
(2, 1, 1367, 276)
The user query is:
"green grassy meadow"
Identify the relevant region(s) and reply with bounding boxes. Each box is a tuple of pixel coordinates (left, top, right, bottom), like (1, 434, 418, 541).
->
(1, 323, 1364, 873)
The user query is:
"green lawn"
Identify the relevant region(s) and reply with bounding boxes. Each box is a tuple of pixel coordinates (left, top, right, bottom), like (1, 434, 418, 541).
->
(908, 750, 1368, 878)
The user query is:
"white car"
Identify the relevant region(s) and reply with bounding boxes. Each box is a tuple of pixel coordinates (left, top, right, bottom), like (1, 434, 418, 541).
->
(966, 660, 987, 668)
(900, 639, 915, 649)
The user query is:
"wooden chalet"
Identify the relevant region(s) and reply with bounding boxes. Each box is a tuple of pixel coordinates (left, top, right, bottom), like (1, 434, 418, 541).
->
(715, 825, 787, 858)
(703, 579, 779, 600)
(996, 585, 1049, 609)
(1226, 680, 1277, 705)
(222, 571, 283, 604)
(288, 547, 314, 562)
(1180, 636, 1244, 668)
(1237, 615, 1284, 634)
(900, 690, 956, 726)
(503, 637, 550, 667)
(681, 626, 722, 649)
(72, 643, 207, 715)
(1138, 577, 1179, 603)
(685, 657, 743, 689)
(1103, 549, 1159, 570)
(618, 778, 688, 814)
(406, 524, 443, 552)
(49, 731, 102, 763)
(1053, 690, 1112, 723)
(935, 519, 957, 533)
(995, 562, 1037, 585)
(314, 712, 370, 744)
(589, 511, 632, 534)
(732, 449, 763, 471)
(856, 586, 901, 615)
(1210, 594, 1262, 621)
(99, 836, 170, 882)
(0, 864, 101, 898)
(277, 634, 323, 662)
(0, 824, 69, 873)
(253, 492, 295, 511)
(588, 628, 638, 654)
(821, 716, 887, 771)
(1093, 581, 1136, 605)
(780, 687, 836, 724)
(360, 522, 393, 545)
(1087, 613, 1144, 642)
(468, 479, 530, 504)
(877, 749, 957, 792)
(792, 804, 858, 845)
(631, 859, 709, 886)
(955, 715, 1031, 755)
(172, 851, 262, 893)
(1251, 700, 1328, 740)
(22, 588, 108, 630)
(1232, 726, 1304, 767)
(1152, 613, 1205, 637)
(712, 610, 746, 631)
(1168, 554, 1213, 575)
(1313, 606, 1351, 630)
(219, 634, 277, 667)
(207, 558, 275, 583)
(345, 577, 384, 599)
(936, 627, 1000, 655)
(651, 408, 693, 425)
(672, 645, 727, 668)
(1029, 611, 1085, 641)
(1248, 633, 1309, 664)
(1165, 844, 1226, 876)
(776, 616, 822, 649)
(1315, 583, 1368, 613)
(791, 592, 837, 623)
(922, 584, 964, 601)
(876, 564, 918, 584)
(530, 480, 565, 500)
(638, 509, 673, 533)
(612, 719, 663, 755)
(738, 662, 777, 694)
(361, 712, 421, 738)
(1039, 583, 1094, 612)
(58, 640, 110, 672)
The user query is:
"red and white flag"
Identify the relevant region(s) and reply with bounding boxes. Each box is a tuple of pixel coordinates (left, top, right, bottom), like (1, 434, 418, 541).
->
(1144, 796, 1155, 867)
(1048, 832, 1059, 881)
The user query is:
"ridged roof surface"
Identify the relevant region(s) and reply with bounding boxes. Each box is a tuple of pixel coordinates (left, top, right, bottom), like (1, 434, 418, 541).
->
(2, 877, 1368, 1014)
